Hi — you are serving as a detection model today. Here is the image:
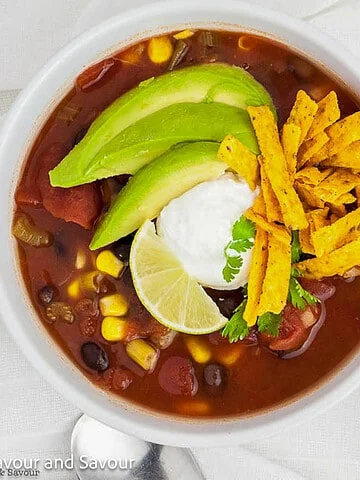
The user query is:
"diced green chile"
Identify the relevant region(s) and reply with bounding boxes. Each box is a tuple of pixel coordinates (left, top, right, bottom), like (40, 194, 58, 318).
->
(49, 63, 275, 187)
(90, 142, 226, 249)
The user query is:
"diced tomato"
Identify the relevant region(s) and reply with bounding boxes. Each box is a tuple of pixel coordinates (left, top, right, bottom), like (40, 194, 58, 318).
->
(299, 278, 336, 302)
(158, 357, 198, 396)
(77, 58, 116, 91)
(15, 188, 42, 207)
(261, 303, 321, 352)
(37, 144, 102, 229)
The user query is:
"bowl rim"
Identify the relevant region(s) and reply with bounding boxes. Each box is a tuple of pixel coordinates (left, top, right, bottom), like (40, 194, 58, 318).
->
(1, 0, 360, 447)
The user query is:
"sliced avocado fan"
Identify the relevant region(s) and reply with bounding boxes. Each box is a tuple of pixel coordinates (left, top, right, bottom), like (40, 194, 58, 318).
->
(52, 102, 258, 187)
(90, 142, 226, 250)
(50, 63, 275, 188)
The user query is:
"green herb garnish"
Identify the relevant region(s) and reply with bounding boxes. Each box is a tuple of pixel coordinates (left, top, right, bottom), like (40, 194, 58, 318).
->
(288, 268, 319, 310)
(291, 230, 301, 263)
(222, 298, 250, 342)
(257, 311, 283, 337)
(223, 216, 255, 283)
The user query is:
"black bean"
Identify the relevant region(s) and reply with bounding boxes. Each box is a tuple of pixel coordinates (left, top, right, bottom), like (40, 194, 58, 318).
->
(38, 285, 55, 306)
(203, 363, 226, 395)
(81, 342, 109, 372)
(113, 234, 134, 265)
(205, 288, 244, 318)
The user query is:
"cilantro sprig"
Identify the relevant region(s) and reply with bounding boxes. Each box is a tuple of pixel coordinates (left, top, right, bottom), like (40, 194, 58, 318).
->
(288, 268, 319, 310)
(222, 298, 250, 342)
(257, 311, 283, 337)
(222, 216, 255, 283)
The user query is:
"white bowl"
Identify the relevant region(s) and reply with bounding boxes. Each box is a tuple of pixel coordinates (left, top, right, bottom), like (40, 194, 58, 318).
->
(1, 0, 360, 447)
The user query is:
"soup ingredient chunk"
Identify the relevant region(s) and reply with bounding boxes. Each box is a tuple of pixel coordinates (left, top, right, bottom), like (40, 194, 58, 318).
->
(13, 213, 52, 247)
(49, 63, 274, 188)
(90, 142, 226, 250)
(158, 357, 198, 396)
(81, 342, 109, 372)
(130, 220, 227, 334)
(157, 173, 257, 289)
(37, 144, 101, 229)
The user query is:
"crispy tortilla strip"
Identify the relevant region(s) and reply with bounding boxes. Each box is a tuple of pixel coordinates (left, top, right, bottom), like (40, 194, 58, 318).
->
(258, 156, 283, 223)
(309, 207, 329, 231)
(328, 203, 347, 217)
(321, 140, 360, 169)
(281, 123, 301, 177)
(295, 182, 325, 209)
(311, 207, 360, 256)
(331, 192, 356, 205)
(243, 228, 268, 326)
(313, 169, 360, 203)
(310, 112, 360, 163)
(248, 105, 307, 229)
(285, 90, 318, 145)
(306, 91, 340, 140)
(295, 166, 333, 186)
(245, 207, 289, 244)
(294, 237, 360, 279)
(356, 186, 360, 208)
(257, 231, 292, 315)
(297, 132, 329, 168)
(299, 224, 315, 255)
(217, 134, 259, 190)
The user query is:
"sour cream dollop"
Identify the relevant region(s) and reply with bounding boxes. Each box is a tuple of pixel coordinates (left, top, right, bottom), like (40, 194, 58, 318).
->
(157, 173, 257, 290)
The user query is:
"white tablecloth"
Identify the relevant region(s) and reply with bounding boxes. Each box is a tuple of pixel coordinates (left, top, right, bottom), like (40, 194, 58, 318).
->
(1, 1, 360, 478)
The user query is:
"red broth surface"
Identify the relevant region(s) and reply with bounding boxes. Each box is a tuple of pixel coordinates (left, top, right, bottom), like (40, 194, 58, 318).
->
(14, 30, 360, 417)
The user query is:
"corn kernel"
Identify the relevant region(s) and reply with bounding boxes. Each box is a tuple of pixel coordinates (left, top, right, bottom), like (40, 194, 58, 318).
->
(120, 43, 145, 65)
(184, 336, 212, 364)
(75, 250, 87, 270)
(96, 250, 125, 278)
(101, 316, 127, 342)
(80, 271, 103, 293)
(148, 36, 173, 64)
(215, 344, 244, 366)
(99, 293, 128, 317)
(67, 279, 80, 299)
(176, 400, 211, 416)
(173, 29, 194, 40)
(126, 339, 158, 371)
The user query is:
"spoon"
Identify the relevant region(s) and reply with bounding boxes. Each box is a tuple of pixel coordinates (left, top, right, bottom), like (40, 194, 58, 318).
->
(71, 415, 206, 480)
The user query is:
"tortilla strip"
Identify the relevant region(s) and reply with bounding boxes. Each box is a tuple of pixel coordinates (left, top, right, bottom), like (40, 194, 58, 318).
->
(258, 156, 283, 223)
(299, 224, 315, 255)
(311, 207, 360, 256)
(297, 131, 329, 168)
(321, 140, 360, 169)
(294, 237, 360, 279)
(295, 182, 325, 209)
(356, 186, 360, 208)
(331, 192, 356, 205)
(243, 228, 268, 326)
(310, 112, 360, 163)
(285, 90, 318, 145)
(295, 166, 333, 186)
(313, 169, 360, 203)
(309, 207, 329, 231)
(245, 207, 290, 244)
(281, 123, 301, 177)
(217, 134, 259, 190)
(306, 91, 340, 140)
(257, 231, 292, 315)
(248, 105, 307, 230)
(328, 203, 347, 218)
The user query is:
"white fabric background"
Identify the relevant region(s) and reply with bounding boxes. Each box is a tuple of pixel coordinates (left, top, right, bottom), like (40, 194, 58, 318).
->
(1, 0, 360, 478)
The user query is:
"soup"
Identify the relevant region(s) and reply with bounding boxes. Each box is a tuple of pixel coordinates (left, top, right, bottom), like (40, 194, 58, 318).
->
(13, 29, 360, 417)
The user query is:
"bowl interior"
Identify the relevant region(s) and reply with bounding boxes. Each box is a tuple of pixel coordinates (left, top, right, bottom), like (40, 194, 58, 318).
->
(1, 1, 360, 446)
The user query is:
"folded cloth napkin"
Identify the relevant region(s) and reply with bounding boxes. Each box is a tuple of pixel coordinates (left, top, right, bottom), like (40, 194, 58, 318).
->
(2, 1, 360, 479)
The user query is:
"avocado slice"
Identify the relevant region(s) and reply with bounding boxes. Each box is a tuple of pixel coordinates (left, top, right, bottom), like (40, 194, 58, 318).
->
(90, 142, 226, 250)
(50, 63, 274, 187)
(51, 102, 257, 187)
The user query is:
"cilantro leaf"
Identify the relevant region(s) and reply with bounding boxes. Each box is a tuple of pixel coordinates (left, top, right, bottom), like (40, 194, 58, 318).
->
(257, 311, 283, 337)
(288, 276, 319, 310)
(291, 230, 301, 263)
(222, 299, 250, 342)
(222, 216, 255, 283)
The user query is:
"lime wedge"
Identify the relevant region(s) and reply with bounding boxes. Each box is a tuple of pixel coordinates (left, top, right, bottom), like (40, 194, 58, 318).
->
(130, 220, 227, 335)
